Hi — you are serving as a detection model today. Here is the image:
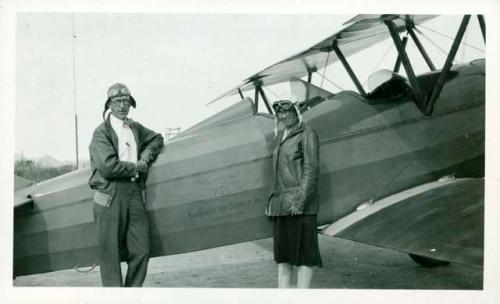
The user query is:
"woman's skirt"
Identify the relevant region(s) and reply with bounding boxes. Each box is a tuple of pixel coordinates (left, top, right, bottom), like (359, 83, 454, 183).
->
(272, 214, 323, 267)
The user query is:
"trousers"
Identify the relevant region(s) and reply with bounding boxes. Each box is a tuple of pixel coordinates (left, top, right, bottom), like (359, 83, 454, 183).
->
(93, 181, 150, 287)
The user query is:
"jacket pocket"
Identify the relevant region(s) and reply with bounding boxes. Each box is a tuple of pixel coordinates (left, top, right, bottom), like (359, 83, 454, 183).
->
(89, 168, 110, 190)
(266, 192, 280, 216)
(266, 187, 300, 216)
(282, 187, 300, 212)
(94, 191, 112, 208)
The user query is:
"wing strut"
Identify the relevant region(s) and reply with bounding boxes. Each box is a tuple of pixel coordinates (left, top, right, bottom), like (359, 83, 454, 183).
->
(332, 41, 366, 96)
(426, 15, 471, 114)
(407, 26, 436, 71)
(385, 17, 427, 114)
(256, 85, 273, 114)
(254, 87, 259, 112)
(306, 69, 314, 101)
(477, 15, 486, 43)
(320, 51, 332, 88)
(393, 36, 408, 73)
(251, 80, 273, 114)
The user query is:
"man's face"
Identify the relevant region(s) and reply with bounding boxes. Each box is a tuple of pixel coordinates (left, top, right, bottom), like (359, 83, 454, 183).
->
(109, 95, 131, 120)
(277, 108, 299, 128)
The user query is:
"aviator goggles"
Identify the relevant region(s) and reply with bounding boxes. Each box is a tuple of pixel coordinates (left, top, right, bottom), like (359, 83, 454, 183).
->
(108, 87, 131, 99)
(110, 97, 131, 107)
(272, 100, 295, 112)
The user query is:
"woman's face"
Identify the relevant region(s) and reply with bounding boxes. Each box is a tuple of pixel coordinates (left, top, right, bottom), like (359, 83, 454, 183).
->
(277, 108, 299, 128)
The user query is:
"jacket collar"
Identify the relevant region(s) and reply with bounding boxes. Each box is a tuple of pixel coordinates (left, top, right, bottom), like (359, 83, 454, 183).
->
(103, 118, 118, 152)
(279, 122, 305, 145)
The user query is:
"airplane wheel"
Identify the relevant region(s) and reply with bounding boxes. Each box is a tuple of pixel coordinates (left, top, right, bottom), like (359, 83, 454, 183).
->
(408, 254, 450, 267)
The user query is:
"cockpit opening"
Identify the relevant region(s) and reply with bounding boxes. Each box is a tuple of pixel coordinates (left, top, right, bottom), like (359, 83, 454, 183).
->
(365, 69, 413, 103)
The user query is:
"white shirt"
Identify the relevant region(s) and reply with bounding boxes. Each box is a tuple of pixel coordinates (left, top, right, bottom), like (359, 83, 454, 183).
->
(110, 114, 138, 164)
(281, 128, 289, 143)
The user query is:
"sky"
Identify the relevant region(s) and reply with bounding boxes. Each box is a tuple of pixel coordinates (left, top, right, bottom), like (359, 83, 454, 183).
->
(13, 12, 485, 163)
(14, 13, 347, 162)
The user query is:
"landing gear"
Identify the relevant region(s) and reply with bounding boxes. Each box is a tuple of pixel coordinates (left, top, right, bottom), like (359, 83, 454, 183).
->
(409, 254, 450, 267)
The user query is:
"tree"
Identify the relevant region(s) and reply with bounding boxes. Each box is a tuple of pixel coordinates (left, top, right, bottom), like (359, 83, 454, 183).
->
(14, 159, 74, 183)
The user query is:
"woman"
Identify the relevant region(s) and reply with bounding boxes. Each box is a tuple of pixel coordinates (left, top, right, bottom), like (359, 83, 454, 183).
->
(265, 99, 323, 288)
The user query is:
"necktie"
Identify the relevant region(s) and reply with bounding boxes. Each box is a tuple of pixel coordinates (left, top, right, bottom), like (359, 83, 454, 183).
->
(123, 118, 133, 127)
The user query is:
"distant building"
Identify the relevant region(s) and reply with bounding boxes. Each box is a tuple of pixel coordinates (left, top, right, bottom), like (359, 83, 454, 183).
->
(165, 127, 181, 142)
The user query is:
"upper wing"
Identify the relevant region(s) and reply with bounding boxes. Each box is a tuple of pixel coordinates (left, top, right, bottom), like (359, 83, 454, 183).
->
(208, 14, 436, 104)
(321, 178, 484, 269)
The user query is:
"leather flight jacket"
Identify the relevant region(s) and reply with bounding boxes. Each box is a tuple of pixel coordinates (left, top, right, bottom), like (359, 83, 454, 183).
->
(266, 122, 320, 216)
(88, 117, 164, 207)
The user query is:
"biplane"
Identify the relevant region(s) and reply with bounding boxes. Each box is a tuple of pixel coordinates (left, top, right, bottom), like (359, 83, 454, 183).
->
(14, 14, 485, 278)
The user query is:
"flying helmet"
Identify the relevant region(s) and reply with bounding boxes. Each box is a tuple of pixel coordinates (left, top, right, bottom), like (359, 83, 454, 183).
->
(102, 83, 137, 119)
(271, 93, 303, 138)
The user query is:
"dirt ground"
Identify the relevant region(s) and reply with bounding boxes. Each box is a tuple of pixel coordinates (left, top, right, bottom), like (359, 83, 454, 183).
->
(13, 235, 482, 289)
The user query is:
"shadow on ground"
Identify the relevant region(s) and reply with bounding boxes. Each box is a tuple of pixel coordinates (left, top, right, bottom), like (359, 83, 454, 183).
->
(13, 235, 482, 289)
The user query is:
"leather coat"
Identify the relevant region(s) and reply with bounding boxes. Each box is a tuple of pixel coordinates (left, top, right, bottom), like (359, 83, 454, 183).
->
(266, 122, 320, 216)
(88, 117, 164, 207)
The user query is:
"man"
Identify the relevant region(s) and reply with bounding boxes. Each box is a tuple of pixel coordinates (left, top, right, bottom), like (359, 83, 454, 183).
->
(88, 83, 164, 287)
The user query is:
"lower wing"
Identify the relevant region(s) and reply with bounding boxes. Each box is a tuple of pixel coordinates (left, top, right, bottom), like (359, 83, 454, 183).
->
(321, 178, 484, 269)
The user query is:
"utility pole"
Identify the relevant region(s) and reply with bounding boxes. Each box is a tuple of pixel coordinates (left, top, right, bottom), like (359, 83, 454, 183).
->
(71, 13, 79, 169)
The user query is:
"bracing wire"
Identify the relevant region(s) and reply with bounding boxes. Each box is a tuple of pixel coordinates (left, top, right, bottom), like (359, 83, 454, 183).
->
(371, 39, 396, 74)
(460, 22, 469, 63)
(320, 51, 331, 89)
(417, 24, 484, 53)
(415, 27, 449, 58)
(362, 39, 397, 87)
(321, 74, 344, 91)
(263, 86, 279, 99)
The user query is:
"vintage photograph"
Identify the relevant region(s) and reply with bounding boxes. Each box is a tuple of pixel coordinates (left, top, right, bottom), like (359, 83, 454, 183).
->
(2, 0, 499, 303)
